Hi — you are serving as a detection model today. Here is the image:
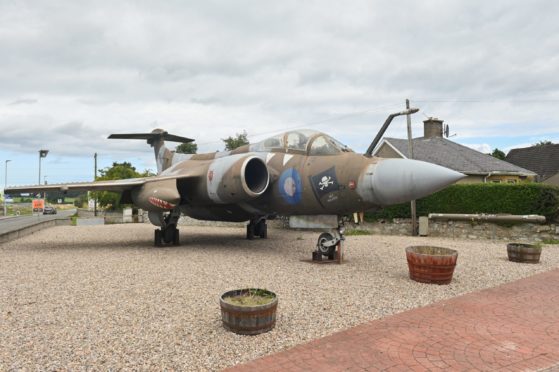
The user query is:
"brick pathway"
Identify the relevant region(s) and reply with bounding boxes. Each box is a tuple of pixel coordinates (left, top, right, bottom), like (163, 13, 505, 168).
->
(228, 269, 559, 371)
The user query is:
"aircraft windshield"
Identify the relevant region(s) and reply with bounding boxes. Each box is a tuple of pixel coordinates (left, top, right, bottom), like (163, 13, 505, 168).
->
(250, 130, 353, 155)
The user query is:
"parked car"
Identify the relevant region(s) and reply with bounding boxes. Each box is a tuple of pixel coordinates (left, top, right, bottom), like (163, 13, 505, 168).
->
(43, 206, 57, 215)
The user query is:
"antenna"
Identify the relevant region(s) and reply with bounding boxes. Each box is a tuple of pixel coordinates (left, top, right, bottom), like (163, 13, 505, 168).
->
(444, 124, 450, 138)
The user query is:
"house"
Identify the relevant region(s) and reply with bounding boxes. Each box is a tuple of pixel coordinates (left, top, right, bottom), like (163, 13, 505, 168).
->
(373, 117, 536, 184)
(505, 143, 559, 186)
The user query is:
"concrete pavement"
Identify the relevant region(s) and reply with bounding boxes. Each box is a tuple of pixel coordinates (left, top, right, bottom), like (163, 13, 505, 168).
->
(0, 209, 75, 243)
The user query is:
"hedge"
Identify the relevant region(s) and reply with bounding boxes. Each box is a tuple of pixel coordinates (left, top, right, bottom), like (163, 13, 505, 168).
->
(365, 183, 559, 222)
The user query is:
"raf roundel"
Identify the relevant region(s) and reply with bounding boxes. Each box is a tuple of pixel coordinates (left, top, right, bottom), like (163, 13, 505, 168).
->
(279, 168, 302, 205)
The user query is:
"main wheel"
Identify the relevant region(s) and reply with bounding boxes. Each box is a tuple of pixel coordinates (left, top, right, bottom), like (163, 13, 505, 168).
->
(154, 229, 162, 247)
(317, 232, 336, 256)
(173, 228, 180, 246)
(163, 225, 177, 244)
(256, 220, 267, 239)
(246, 224, 255, 240)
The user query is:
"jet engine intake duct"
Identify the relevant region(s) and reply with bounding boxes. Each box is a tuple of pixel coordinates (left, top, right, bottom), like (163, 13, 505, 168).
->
(209, 155, 270, 204)
(242, 157, 269, 195)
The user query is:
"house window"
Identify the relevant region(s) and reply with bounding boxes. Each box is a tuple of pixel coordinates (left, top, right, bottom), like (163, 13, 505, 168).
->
(492, 180, 501, 184)
(507, 179, 517, 184)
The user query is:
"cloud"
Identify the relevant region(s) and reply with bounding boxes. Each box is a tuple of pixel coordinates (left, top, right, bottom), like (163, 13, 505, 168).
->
(0, 0, 558, 166)
(9, 98, 37, 105)
(463, 143, 492, 154)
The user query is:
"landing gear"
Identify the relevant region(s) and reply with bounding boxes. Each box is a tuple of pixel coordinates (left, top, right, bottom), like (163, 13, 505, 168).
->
(153, 208, 181, 247)
(313, 222, 346, 263)
(155, 225, 179, 246)
(317, 232, 336, 257)
(247, 218, 267, 240)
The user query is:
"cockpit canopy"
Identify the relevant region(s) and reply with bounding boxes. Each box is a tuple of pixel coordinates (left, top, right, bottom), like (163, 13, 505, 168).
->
(250, 129, 353, 155)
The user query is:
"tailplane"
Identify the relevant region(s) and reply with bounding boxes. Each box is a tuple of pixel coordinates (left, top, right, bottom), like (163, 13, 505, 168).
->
(108, 128, 194, 174)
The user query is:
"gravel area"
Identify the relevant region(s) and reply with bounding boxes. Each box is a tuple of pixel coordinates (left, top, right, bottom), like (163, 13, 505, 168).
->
(1, 224, 558, 370)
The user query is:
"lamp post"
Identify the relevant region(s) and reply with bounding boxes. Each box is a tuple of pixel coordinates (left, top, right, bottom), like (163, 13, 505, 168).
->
(38, 149, 49, 200)
(4, 159, 11, 217)
(38, 149, 49, 185)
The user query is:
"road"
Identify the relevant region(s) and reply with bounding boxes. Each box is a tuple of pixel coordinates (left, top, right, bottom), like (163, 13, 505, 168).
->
(0, 209, 75, 235)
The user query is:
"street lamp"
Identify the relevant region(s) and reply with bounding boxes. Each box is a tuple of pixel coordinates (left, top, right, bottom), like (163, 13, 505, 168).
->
(38, 149, 49, 201)
(38, 149, 49, 185)
(4, 159, 11, 217)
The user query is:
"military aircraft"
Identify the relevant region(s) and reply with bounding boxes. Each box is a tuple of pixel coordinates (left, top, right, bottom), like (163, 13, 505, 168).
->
(6, 127, 464, 254)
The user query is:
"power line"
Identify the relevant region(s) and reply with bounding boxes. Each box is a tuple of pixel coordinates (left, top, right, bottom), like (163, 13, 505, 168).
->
(415, 98, 559, 103)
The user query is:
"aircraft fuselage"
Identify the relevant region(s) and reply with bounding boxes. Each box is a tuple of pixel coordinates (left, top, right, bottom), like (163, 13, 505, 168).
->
(164, 149, 380, 222)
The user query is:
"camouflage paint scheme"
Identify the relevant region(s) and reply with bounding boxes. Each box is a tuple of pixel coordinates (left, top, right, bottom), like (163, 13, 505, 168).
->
(162, 134, 379, 222)
(6, 128, 463, 227)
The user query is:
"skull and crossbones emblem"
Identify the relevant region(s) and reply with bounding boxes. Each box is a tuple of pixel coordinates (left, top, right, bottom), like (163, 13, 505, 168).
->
(319, 176, 334, 190)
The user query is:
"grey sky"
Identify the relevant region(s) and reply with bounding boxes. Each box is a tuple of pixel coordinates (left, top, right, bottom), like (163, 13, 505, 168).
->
(1, 0, 558, 183)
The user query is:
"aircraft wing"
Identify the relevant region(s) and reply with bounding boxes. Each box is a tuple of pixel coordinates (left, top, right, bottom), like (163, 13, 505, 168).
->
(5, 177, 151, 194)
(5, 162, 208, 195)
(5, 167, 208, 194)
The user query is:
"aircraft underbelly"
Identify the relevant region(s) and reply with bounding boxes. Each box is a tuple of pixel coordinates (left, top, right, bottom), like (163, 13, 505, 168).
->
(180, 205, 252, 222)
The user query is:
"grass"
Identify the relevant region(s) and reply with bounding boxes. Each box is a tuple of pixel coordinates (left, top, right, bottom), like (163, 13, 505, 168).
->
(223, 289, 275, 307)
(345, 229, 372, 236)
(542, 239, 559, 245)
(6, 206, 32, 216)
(408, 246, 457, 256)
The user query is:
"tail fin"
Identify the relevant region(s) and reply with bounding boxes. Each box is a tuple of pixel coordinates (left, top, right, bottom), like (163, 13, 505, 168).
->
(108, 128, 194, 174)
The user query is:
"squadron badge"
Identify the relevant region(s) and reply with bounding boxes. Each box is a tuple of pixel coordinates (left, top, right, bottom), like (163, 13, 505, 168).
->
(310, 167, 340, 205)
(279, 168, 302, 205)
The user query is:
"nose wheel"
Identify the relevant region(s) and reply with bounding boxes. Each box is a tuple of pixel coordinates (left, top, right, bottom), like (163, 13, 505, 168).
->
(317, 232, 337, 256)
(313, 225, 345, 263)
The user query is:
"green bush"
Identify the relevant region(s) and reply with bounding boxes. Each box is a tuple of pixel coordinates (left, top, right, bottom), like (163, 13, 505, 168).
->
(366, 183, 559, 222)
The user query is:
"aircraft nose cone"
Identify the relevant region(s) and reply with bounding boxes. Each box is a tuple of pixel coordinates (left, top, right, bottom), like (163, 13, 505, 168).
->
(371, 159, 465, 206)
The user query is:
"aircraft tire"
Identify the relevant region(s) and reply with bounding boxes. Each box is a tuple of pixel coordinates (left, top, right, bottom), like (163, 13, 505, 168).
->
(163, 225, 177, 244)
(154, 229, 163, 247)
(246, 224, 255, 240)
(173, 228, 180, 246)
(258, 222, 267, 239)
(317, 232, 336, 256)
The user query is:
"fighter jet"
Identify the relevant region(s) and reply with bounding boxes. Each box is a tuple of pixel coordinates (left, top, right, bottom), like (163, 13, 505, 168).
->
(6, 128, 464, 253)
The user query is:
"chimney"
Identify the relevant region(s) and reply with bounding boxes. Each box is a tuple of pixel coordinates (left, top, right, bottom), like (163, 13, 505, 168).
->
(423, 117, 444, 138)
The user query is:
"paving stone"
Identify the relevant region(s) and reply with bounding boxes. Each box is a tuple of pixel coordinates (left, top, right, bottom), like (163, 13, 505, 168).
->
(229, 269, 559, 371)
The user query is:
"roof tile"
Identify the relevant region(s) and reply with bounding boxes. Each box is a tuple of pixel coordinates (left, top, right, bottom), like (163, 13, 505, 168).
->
(382, 137, 535, 176)
(506, 144, 559, 181)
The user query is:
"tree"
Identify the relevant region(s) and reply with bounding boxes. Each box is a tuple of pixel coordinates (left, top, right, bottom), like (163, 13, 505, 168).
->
(175, 142, 198, 154)
(222, 131, 249, 151)
(92, 162, 154, 210)
(533, 140, 553, 146)
(490, 148, 506, 160)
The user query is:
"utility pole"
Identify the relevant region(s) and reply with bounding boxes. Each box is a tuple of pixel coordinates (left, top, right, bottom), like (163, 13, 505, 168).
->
(406, 99, 418, 236)
(94, 153, 97, 216)
(4, 159, 11, 217)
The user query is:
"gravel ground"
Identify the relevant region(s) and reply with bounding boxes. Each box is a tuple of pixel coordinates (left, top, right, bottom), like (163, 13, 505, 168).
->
(1, 224, 558, 371)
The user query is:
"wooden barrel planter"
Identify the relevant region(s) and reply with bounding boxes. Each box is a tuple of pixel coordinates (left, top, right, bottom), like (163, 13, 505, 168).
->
(220, 288, 277, 335)
(507, 243, 542, 263)
(406, 246, 458, 285)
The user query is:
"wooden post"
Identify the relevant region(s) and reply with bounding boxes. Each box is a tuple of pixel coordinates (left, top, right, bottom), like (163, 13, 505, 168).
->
(406, 99, 418, 236)
(94, 152, 98, 217)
